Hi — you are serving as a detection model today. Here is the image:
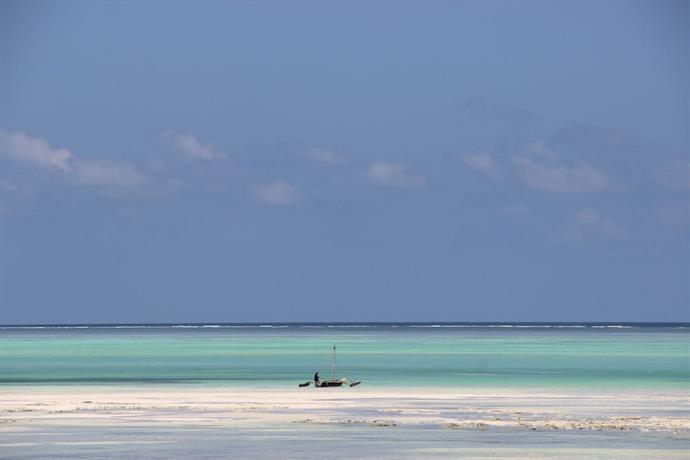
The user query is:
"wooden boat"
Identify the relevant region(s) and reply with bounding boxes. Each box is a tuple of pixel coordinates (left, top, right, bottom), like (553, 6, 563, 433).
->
(299, 346, 362, 388)
(317, 379, 345, 387)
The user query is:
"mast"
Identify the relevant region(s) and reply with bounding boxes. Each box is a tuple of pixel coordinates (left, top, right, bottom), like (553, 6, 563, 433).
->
(331, 345, 336, 379)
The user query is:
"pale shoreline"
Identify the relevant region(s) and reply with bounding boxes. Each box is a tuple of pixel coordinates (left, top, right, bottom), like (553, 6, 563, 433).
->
(2, 385, 689, 434)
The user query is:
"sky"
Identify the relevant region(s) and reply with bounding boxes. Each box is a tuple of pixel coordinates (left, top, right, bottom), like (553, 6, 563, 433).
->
(0, 1, 688, 324)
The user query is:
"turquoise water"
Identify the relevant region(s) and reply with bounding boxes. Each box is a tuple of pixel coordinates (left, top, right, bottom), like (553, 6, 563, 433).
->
(1, 324, 688, 389)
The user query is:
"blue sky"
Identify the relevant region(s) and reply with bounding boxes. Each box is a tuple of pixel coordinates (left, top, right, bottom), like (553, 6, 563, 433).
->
(1, 1, 688, 324)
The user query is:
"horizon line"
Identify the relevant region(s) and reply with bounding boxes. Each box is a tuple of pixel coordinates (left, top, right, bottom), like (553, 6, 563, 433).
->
(2, 321, 689, 328)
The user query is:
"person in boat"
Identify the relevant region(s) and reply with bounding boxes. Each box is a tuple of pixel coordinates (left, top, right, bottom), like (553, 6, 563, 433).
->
(314, 371, 320, 386)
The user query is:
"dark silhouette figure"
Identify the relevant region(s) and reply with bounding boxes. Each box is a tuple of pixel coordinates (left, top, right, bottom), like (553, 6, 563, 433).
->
(314, 371, 320, 386)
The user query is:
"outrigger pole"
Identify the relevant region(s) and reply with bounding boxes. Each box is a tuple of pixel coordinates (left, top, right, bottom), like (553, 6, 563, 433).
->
(332, 345, 336, 380)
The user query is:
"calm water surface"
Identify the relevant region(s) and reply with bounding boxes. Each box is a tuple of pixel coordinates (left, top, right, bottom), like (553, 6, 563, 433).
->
(1, 323, 688, 389)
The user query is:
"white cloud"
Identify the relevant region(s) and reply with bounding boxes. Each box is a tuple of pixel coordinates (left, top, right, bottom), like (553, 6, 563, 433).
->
(0, 127, 72, 171)
(655, 160, 690, 191)
(513, 142, 608, 193)
(303, 146, 346, 165)
(71, 160, 147, 189)
(251, 180, 300, 205)
(526, 140, 559, 160)
(0, 127, 146, 190)
(462, 152, 502, 179)
(367, 161, 425, 187)
(571, 208, 627, 239)
(161, 130, 225, 161)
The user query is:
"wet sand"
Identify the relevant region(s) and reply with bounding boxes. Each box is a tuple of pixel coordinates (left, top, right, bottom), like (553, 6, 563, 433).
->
(2, 386, 689, 458)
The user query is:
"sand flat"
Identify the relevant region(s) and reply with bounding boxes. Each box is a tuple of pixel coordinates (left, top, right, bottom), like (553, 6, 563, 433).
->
(2, 386, 689, 432)
(2, 386, 690, 459)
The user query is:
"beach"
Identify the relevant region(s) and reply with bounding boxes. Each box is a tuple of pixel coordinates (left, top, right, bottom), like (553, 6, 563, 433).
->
(2, 386, 689, 459)
(1, 324, 689, 458)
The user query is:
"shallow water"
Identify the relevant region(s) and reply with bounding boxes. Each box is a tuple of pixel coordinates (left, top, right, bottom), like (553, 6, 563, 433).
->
(1, 323, 688, 389)
(3, 423, 689, 460)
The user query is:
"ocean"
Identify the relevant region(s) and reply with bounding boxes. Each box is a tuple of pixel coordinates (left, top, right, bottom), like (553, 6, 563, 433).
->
(2, 322, 688, 389)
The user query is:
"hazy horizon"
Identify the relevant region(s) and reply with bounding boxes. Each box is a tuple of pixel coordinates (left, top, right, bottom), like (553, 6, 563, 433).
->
(2, 321, 689, 328)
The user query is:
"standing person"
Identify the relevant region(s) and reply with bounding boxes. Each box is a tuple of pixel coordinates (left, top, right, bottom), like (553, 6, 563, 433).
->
(314, 371, 320, 387)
